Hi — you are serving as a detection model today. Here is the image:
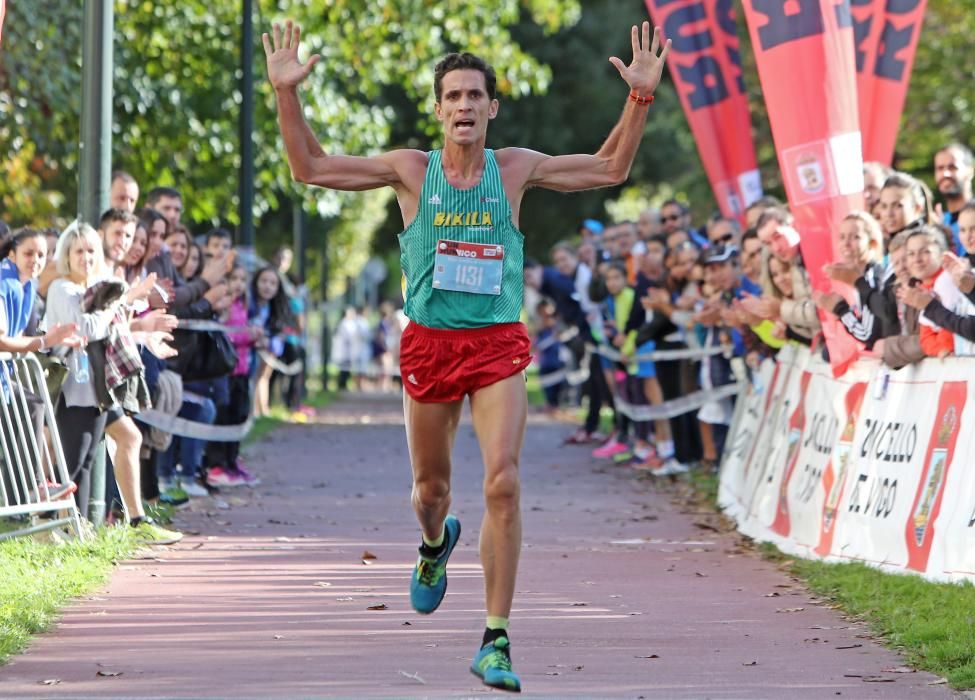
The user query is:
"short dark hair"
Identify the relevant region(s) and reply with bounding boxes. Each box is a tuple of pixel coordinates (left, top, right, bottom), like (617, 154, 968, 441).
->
(660, 198, 689, 215)
(146, 186, 182, 205)
(99, 208, 138, 229)
(137, 207, 169, 236)
(741, 227, 760, 245)
(206, 227, 233, 243)
(434, 53, 497, 102)
(0, 227, 43, 260)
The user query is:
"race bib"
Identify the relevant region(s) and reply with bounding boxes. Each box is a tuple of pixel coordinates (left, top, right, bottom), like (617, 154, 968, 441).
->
(432, 239, 504, 296)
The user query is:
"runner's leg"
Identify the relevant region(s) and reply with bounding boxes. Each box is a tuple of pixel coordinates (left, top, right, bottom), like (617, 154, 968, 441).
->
(469, 372, 527, 619)
(403, 393, 463, 541)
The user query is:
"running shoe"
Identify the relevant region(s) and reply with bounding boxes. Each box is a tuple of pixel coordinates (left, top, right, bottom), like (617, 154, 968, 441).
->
(159, 484, 190, 508)
(592, 439, 629, 459)
(206, 465, 246, 488)
(471, 636, 522, 692)
(178, 478, 210, 498)
(409, 514, 461, 614)
(563, 428, 593, 445)
(132, 518, 184, 545)
(649, 458, 689, 477)
(232, 459, 261, 486)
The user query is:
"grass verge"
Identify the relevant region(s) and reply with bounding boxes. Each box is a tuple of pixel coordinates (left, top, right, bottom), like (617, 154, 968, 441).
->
(688, 468, 975, 689)
(0, 526, 138, 664)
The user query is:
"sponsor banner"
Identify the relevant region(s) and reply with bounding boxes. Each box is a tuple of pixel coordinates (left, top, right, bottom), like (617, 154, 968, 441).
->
(720, 350, 975, 583)
(740, 0, 865, 375)
(644, 0, 763, 222)
(851, 0, 927, 165)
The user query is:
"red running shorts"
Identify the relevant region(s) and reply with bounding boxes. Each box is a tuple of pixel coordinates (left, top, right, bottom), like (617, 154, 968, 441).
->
(399, 322, 532, 403)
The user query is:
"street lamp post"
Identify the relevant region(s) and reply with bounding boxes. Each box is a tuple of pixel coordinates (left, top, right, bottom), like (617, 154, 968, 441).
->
(78, 0, 113, 225)
(239, 0, 255, 248)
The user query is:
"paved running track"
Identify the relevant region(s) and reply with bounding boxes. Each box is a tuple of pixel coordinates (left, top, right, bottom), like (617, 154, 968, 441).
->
(0, 393, 960, 699)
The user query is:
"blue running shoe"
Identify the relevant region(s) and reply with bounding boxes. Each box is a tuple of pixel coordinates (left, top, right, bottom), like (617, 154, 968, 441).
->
(471, 636, 521, 692)
(409, 514, 461, 614)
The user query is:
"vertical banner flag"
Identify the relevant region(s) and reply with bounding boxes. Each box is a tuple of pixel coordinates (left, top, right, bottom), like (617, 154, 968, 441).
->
(851, 0, 927, 165)
(740, 0, 865, 374)
(643, 0, 763, 223)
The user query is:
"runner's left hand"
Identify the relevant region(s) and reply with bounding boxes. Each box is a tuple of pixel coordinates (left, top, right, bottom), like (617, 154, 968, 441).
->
(609, 22, 671, 98)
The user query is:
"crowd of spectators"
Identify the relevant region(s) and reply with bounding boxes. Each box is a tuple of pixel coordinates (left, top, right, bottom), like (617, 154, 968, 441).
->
(524, 142, 975, 476)
(0, 171, 312, 544)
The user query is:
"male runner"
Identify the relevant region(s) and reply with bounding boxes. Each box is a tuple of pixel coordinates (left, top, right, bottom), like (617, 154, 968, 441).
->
(264, 20, 669, 692)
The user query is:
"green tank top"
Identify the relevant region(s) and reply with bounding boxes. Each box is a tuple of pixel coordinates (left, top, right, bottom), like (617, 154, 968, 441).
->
(398, 149, 524, 329)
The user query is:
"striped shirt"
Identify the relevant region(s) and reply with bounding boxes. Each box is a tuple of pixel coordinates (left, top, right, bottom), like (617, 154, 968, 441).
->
(398, 149, 524, 329)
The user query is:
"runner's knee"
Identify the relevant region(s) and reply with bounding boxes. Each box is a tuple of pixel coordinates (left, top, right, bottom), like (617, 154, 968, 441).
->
(413, 472, 450, 510)
(484, 462, 520, 514)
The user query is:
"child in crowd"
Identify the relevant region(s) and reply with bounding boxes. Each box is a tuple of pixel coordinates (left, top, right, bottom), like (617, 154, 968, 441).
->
(206, 261, 263, 486)
(250, 266, 296, 417)
(534, 299, 566, 413)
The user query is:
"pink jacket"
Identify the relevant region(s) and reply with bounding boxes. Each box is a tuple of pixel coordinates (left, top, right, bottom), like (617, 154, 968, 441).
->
(227, 298, 253, 376)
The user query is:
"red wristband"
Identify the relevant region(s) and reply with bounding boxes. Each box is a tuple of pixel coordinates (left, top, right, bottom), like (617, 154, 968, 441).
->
(629, 90, 654, 106)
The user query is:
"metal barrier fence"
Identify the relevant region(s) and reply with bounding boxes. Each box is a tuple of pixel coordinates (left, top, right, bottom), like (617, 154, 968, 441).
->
(0, 352, 86, 541)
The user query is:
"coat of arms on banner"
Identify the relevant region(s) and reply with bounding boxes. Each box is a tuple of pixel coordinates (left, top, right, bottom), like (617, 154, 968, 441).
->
(781, 141, 839, 205)
(913, 406, 956, 546)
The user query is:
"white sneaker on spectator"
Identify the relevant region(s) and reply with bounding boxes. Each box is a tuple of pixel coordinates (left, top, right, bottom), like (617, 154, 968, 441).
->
(179, 478, 210, 498)
(650, 458, 689, 477)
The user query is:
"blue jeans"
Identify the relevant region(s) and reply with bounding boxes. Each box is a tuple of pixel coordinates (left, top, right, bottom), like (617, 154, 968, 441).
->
(157, 396, 217, 481)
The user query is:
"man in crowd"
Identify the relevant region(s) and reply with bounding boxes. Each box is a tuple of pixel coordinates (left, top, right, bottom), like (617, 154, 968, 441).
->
(146, 186, 184, 229)
(109, 171, 140, 213)
(933, 143, 974, 253)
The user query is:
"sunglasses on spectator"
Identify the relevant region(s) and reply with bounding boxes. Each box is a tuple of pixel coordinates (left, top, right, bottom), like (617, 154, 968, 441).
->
(712, 232, 735, 244)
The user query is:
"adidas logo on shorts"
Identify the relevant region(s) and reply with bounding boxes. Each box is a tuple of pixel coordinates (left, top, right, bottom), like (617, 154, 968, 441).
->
(408, 373, 419, 385)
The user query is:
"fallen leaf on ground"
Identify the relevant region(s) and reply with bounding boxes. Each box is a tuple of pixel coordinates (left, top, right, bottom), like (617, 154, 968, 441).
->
(694, 572, 707, 577)
(776, 607, 805, 613)
(367, 603, 388, 611)
(38, 679, 60, 685)
(742, 661, 758, 666)
(397, 670, 426, 685)
(402, 621, 412, 626)
(571, 602, 587, 607)
(882, 666, 915, 674)
(692, 521, 720, 532)
(928, 678, 948, 685)
(361, 550, 377, 560)
(862, 677, 895, 683)
(635, 654, 660, 659)
(835, 643, 863, 650)
(96, 671, 122, 677)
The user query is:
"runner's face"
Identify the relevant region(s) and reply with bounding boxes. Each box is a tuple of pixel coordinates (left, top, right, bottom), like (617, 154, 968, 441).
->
(436, 70, 498, 146)
(959, 210, 975, 253)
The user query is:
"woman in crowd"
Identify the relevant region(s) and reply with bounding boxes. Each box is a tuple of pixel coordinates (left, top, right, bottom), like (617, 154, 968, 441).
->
(44, 223, 180, 544)
(250, 266, 296, 416)
(181, 242, 203, 282)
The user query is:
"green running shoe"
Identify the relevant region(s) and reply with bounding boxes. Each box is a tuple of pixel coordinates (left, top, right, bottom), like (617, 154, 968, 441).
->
(132, 518, 183, 546)
(409, 514, 461, 614)
(471, 636, 521, 692)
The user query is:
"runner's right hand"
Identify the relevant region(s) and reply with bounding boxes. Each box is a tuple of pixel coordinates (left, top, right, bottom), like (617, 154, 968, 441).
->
(263, 21, 321, 90)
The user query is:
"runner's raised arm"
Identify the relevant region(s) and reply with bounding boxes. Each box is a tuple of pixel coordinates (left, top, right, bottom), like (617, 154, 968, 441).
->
(262, 21, 417, 192)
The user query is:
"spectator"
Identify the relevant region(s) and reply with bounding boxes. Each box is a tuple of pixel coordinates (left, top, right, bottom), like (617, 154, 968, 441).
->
(206, 262, 263, 486)
(863, 162, 892, 218)
(145, 186, 184, 229)
(109, 171, 140, 213)
(745, 195, 783, 229)
(706, 214, 740, 247)
(636, 208, 662, 243)
(124, 219, 152, 284)
(933, 143, 974, 253)
(271, 246, 307, 412)
(250, 266, 296, 415)
(45, 223, 180, 544)
(739, 228, 763, 295)
(205, 227, 233, 261)
(876, 172, 929, 244)
(533, 299, 566, 413)
(181, 242, 203, 281)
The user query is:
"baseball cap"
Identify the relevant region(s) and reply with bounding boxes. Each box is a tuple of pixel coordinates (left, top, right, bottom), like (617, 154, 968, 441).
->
(581, 218, 604, 235)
